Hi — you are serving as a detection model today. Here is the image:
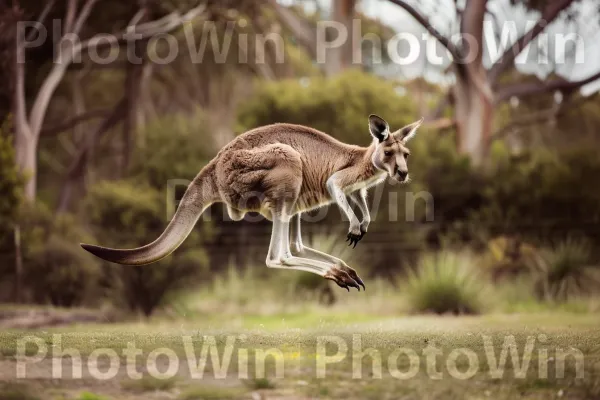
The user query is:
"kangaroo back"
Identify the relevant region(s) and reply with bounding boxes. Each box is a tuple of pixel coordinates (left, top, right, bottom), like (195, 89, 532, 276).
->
(81, 163, 218, 265)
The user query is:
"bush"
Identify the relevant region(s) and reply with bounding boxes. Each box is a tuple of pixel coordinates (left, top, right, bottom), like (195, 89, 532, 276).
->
(84, 180, 211, 316)
(0, 118, 22, 233)
(15, 204, 101, 307)
(27, 235, 102, 307)
(405, 251, 486, 314)
(474, 149, 600, 244)
(410, 142, 600, 250)
(237, 69, 418, 146)
(130, 111, 215, 190)
(533, 238, 600, 301)
(0, 120, 24, 301)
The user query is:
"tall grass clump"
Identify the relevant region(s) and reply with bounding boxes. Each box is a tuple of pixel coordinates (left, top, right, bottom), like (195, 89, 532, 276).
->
(405, 251, 486, 315)
(534, 239, 600, 301)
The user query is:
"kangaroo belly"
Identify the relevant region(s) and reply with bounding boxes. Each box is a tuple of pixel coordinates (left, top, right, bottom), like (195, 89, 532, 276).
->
(295, 184, 332, 212)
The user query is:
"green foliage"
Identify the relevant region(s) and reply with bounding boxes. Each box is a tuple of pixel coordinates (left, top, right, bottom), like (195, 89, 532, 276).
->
(237, 70, 417, 146)
(533, 239, 600, 301)
(84, 180, 210, 316)
(409, 139, 600, 249)
(405, 251, 486, 315)
(0, 117, 23, 235)
(475, 149, 600, 243)
(179, 385, 244, 400)
(130, 111, 215, 189)
(27, 235, 101, 307)
(14, 203, 101, 306)
(76, 392, 109, 400)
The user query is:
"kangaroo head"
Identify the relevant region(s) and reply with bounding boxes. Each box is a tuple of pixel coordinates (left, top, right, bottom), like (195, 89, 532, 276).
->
(368, 114, 423, 183)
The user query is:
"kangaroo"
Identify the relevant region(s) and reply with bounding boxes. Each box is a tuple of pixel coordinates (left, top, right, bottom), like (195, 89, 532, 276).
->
(81, 114, 422, 291)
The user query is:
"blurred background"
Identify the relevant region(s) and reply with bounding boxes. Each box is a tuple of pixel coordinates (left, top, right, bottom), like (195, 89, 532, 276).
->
(1, 0, 600, 325)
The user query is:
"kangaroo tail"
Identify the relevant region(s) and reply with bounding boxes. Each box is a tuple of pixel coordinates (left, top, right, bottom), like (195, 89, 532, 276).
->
(81, 164, 218, 265)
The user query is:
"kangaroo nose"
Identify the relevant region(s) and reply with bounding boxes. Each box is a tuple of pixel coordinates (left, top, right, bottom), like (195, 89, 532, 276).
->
(396, 169, 408, 180)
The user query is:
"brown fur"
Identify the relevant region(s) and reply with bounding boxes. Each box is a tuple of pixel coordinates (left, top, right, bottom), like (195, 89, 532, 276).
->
(81, 115, 422, 291)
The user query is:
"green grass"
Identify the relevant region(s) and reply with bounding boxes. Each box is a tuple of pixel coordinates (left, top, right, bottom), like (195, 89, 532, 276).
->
(76, 392, 110, 400)
(1, 313, 599, 399)
(1, 261, 599, 400)
(178, 385, 245, 400)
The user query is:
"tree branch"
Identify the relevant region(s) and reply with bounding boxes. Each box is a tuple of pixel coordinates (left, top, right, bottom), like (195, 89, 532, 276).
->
(267, 0, 317, 58)
(16, 0, 56, 138)
(41, 108, 109, 136)
(488, 0, 574, 84)
(26, 0, 55, 42)
(496, 70, 600, 103)
(14, 36, 30, 139)
(79, 3, 206, 53)
(57, 98, 127, 213)
(28, 3, 206, 139)
(460, 0, 494, 102)
(64, 0, 77, 34)
(388, 0, 461, 61)
(490, 108, 557, 141)
(72, 0, 99, 36)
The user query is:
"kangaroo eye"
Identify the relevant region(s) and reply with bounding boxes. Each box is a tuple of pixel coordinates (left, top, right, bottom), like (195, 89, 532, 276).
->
(384, 151, 392, 157)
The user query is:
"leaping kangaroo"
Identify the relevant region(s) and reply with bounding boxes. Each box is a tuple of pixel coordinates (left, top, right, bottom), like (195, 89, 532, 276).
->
(81, 114, 422, 291)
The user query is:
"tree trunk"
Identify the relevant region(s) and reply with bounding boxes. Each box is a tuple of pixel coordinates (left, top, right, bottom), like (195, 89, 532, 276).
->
(326, 0, 357, 76)
(121, 60, 145, 175)
(453, 0, 492, 166)
(13, 224, 23, 303)
(453, 68, 493, 165)
(14, 130, 38, 200)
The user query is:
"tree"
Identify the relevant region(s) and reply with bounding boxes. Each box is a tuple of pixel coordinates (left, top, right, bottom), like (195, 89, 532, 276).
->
(269, 0, 360, 76)
(388, 0, 600, 164)
(12, 0, 206, 201)
(327, 0, 358, 75)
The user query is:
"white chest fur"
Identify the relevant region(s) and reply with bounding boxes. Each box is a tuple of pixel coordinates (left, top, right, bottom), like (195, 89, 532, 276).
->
(343, 172, 386, 194)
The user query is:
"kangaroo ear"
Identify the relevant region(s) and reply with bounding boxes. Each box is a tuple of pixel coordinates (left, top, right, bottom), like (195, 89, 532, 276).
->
(394, 118, 424, 142)
(369, 114, 389, 142)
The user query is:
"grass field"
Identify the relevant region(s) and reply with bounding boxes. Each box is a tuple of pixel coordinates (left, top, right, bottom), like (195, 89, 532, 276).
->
(1, 312, 599, 400)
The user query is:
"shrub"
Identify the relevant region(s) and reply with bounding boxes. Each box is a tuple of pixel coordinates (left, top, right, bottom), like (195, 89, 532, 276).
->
(0, 118, 23, 234)
(130, 111, 215, 190)
(15, 204, 101, 307)
(483, 236, 544, 282)
(405, 251, 486, 314)
(412, 143, 600, 250)
(533, 238, 600, 301)
(84, 180, 211, 316)
(0, 118, 24, 300)
(27, 235, 102, 307)
(237, 69, 418, 146)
